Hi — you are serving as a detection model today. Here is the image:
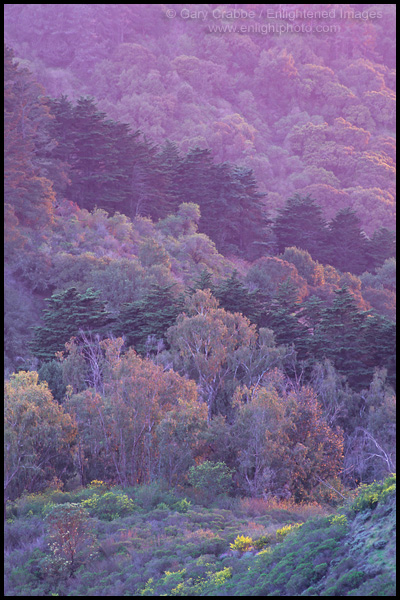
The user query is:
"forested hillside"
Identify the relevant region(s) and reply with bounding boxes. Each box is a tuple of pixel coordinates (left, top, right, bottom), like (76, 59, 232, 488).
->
(4, 4, 396, 596)
(4, 3, 396, 234)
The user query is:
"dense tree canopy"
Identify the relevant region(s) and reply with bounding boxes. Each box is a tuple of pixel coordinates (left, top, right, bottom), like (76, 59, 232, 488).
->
(4, 4, 396, 236)
(4, 371, 76, 512)
(30, 287, 114, 363)
(3, 7, 396, 524)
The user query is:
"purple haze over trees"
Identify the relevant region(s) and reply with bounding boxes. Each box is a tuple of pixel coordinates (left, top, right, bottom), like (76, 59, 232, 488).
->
(4, 3, 396, 234)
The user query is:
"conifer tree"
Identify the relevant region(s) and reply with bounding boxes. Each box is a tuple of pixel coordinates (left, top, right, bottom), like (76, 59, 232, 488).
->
(326, 207, 369, 274)
(225, 166, 268, 259)
(189, 268, 215, 294)
(314, 287, 368, 389)
(48, 96, 148, 215)
(155, 139, 183, 219)
(366, 227, 396, 271)
(361, 312, 396, 390)
(116, 283, 185, 354)
(260, 279, 308, 349)
(214, 270, 260, 324)
(30, 287, 114, 362)
(129, 135, 166, 219)
(273, 194, 329, 262)
(174, 148, 266, 258)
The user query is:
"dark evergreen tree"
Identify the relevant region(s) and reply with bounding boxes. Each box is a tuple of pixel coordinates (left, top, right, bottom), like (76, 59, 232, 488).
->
(129, 134, 167, 219)
(361, 312, 396, 390)
(173, 148, 266, 258)
(65, 97, 113, 209)
(214, 270, 260, 324)
(174, 147, 219, 234)
(48, 96, 149, 216)
(154, 140, 183, 219)
(30, 287, 114, 362)
(189, 268, 215, 294)
(326, 207, 369, 275)
(295, 289, 396, 391)
(273, 194, 329, 262)
(47, 95, 76, 163)
(207, 164, 267, 258)
(314, 287, 368, 389)
(295, 295, 326, 368)
(38, 359, 67, 403)
(260, 279, 309, 348)
(116, 283, 185, 354)
(225, 166, 268, 259)
(365, 227, 396, 272)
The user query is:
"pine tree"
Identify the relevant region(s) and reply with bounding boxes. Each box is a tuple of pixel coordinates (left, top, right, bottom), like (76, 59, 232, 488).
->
(314, 287, 367, 389)
(30, 287, 114, 362)
(326, 207, 369, 274)
(296, 295, 326, 368)
(174, 147, 218, 233)
(260, 279, 309, 348)
(47, 95, 76, 163)
(189, 268, 215, 293)
(155, 140, 183, 219)
(48, 96, 147, 215)
(273, 194, 329, 262)
(361, 312, 396, 390)
(129, 135, 166, 219)
(116, 283, 185, 354)
(173, 148, 266, 258)
(365, 227, 396, 272)
(214, 270, 260, 324)
(225, 166, 268, 259)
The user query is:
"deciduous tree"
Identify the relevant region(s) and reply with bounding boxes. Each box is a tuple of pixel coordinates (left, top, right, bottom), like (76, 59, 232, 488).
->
(4, 371, 76, 518)
(167, 290, 257, 422)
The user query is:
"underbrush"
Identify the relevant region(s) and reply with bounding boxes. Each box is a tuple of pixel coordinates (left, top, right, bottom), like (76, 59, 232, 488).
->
(344, 473, 396, 515)
(4, 476, 395, 596)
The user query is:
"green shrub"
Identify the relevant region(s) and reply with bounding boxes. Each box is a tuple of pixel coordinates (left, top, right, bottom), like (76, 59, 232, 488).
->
(314, 562, 328, 576)
(349, 475, 396, 514)
(208, 566, 232, 587)
(67, 486, 103, 503)
(200, 535, 226, 556)
(303, 585, 318, 595)
(287, 565, 314, 594)
(134, 481, 176, 511)
(188, 461, 234, 500)
(174, 497, 191, 513)
(12, 491, 56, 517)
(165, 526, 179, 537)
(81, 491, 135, 521)
(9, 565, 37, 588)
(4, 517, 46, 551)
(350, 572, 395, 596)
(317, 538, 340, 553)
(335, 570, 366, 594)
(254, 534, 273, 550)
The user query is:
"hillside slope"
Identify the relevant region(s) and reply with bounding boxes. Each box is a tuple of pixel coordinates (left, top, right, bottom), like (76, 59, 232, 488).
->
(221, 478, 396, 596)
(140, 476, 396, 596)
(4, 476, 395, 596)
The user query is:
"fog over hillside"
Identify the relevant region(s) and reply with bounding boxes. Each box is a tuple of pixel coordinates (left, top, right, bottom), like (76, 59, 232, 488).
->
(4, 5, 396, 597)
(4, 3, 396, 233)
